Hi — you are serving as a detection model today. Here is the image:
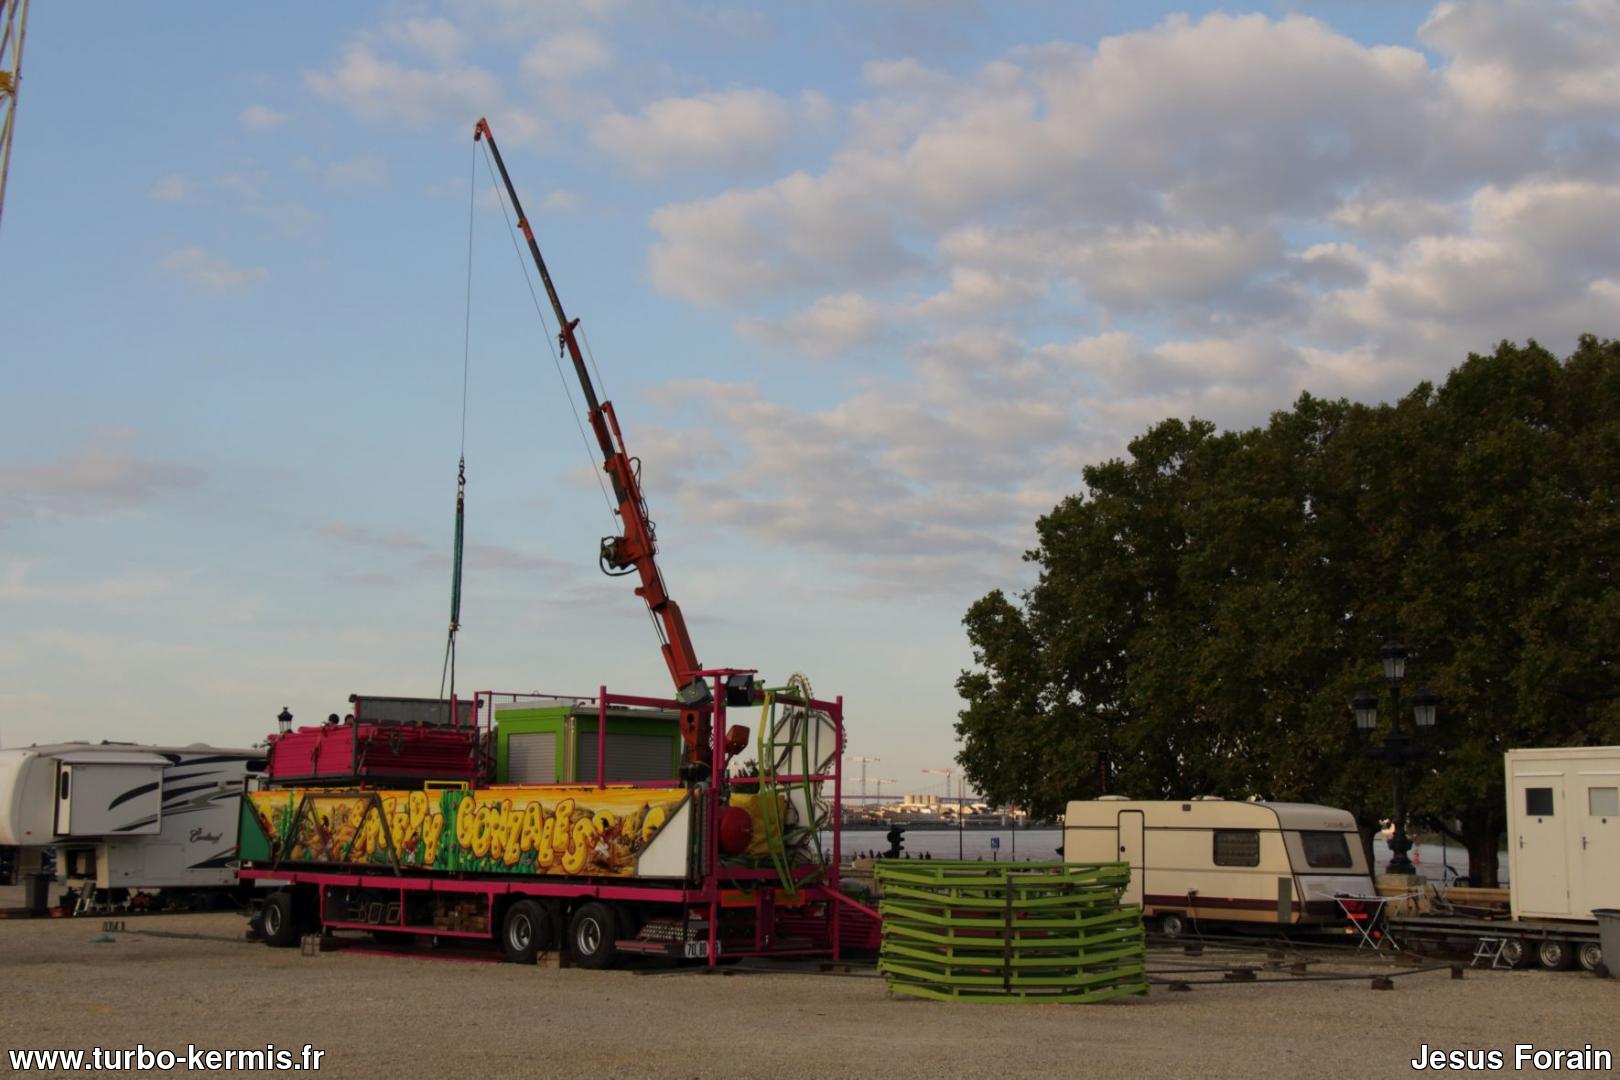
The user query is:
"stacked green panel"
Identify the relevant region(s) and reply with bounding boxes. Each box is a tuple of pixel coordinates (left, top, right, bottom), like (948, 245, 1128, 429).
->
(875, 861, 1148, 1004)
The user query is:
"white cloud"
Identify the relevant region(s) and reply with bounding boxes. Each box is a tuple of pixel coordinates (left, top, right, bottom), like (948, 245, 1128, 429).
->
(737, 293, 884, 358)
(541, 190, 583, 213)
(592, 89, 792, 179)
(147, 174, 194, 202)
(0, 433, 204, 528)
(160, 247, 269, 295)
(240, 104, 288, 132)
(384, 16, 466, 65)
(1420, 0, 1620, 114)
(521, 27, 612, 82)
(306, 43, 502, 126)
(0, 561, 172, 603)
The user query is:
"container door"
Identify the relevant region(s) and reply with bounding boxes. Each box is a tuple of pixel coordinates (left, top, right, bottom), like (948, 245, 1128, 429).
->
(1574, 775, 1620, 917)
(1117, 810, 1145, 907)
(1512, 775, 1568, 916)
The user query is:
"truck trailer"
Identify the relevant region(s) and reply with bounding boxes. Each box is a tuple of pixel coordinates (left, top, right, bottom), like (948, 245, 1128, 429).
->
(237, 679, 876, 966)
(1390, 745, 1617, 971)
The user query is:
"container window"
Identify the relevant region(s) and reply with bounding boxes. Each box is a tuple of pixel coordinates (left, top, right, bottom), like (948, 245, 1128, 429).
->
(1300, 830, 1353, 868)
(1588, 787, 1619, 817)
(1524, 787, 1555, 817)
(1212, 829, 1260, 867)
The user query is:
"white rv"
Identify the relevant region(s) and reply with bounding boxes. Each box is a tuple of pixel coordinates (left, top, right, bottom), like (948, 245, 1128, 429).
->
(1505, 746, 1620, 922)
(1064, 797, 1375, 935)
(0, 742, 265, 912)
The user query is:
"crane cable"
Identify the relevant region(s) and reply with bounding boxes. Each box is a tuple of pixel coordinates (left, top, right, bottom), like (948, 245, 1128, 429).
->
(471, 143, 674, 660)
(477, 142, 619, 527)
(440, 143, 477, 700)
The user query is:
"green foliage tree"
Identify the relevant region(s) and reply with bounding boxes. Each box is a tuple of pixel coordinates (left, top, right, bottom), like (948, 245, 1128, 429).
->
(956, 337, 1620, 885)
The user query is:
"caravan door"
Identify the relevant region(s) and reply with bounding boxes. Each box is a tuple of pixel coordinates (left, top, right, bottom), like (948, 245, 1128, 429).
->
(1512, 774, 1568, 916)
(1117, 810, 1145, 907)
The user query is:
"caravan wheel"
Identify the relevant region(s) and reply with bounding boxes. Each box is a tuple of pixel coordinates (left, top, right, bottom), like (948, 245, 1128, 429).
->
(1159, 912, 1187, 939)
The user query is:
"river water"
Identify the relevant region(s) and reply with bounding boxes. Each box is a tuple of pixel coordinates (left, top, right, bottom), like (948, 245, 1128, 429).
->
(830, 828, 1508, 885)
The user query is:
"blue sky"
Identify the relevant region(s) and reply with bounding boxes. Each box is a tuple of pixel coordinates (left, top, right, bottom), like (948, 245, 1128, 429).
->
(3, 1, 1617, 801)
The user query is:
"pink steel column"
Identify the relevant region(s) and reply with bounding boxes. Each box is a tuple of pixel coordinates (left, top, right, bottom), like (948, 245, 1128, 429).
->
(596, 686, 607, 788)
(831, 695, 843, 961)
(707, 675, 725, 968)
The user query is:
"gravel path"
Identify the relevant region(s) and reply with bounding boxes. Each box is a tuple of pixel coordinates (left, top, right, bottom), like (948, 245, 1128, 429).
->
(1, 913, 1614, 1078)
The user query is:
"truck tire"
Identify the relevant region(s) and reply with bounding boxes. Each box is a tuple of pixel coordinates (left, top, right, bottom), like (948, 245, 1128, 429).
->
(568, 902, 619, 969)
(1498, 938, 1529, 969)
(261, 891, 300, 948)
(1576, 942, 1603, 973)
(500, 899, 550, 964)
(1537, 939, 1574, 971)
(1159, 912, 1187, 939)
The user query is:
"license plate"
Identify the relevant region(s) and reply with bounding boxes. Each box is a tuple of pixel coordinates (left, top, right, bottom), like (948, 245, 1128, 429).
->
(683, 940, 714, 958)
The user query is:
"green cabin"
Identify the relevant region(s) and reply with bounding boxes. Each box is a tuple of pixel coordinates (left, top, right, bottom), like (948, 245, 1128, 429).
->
(492, 701, 682, 784)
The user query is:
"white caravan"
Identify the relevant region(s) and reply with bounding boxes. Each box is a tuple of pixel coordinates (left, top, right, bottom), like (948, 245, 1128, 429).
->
(1064, 797, 1375, 935)
(1505, 746, 1620, 922)
(0, 742, 264, 910)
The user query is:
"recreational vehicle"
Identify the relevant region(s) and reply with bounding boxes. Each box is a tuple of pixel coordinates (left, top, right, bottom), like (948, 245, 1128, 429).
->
(0, 742, 264, 913)
(1064, 797, 1375, 935)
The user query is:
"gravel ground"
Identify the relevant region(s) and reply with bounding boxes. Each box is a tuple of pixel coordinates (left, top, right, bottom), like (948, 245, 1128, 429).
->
(0, 912, 1615, 1079)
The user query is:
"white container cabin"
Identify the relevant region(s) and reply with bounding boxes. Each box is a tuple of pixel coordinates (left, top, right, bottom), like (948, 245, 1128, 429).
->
(1505, 746, 1620, 922)
(1064, 797, 1374, 934)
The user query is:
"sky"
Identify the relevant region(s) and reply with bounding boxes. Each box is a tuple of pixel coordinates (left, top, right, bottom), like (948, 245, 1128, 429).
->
(2, 1, 1618, 801)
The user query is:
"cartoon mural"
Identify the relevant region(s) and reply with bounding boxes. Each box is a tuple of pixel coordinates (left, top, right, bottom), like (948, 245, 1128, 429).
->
(241, 786, 689, 878)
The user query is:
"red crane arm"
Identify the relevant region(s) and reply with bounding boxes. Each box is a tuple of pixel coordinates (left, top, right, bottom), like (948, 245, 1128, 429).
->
(474, 118, 703, 696)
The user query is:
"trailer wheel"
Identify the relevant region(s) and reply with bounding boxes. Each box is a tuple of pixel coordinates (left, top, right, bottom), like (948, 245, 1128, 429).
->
(568, 902, 619, 969)
(1537, 940, 1575, 971)
(261, 891, 300, 948)
(1576, 942, 1603, 973)
(1158, 912, 1187, 939)
(1498, 938, 1529, 969)
(500, 900, 551, 964)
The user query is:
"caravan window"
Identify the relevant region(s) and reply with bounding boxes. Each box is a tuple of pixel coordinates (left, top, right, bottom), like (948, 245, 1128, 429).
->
(1589, 787, 1619, 817)
(1300, 831, 1353, 868)
(1212, 830, 1260, 867)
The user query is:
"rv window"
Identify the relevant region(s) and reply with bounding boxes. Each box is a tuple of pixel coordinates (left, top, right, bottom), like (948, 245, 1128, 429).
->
(1212, 829, 1260, 867)
(1525, 787, 1555, 817)
(1589, 787, 1619, 817)
(1300, 831, 1352, 868)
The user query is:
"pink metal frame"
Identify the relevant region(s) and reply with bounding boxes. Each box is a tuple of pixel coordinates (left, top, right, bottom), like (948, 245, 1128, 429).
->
(241, 673, 848, 968)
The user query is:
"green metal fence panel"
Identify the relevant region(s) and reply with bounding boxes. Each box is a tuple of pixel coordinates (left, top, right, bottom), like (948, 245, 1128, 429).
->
(874, 861, 1148, 1004)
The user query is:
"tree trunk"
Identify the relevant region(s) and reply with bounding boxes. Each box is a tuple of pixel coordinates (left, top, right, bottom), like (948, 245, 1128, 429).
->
(1460, 809, 1503, 888)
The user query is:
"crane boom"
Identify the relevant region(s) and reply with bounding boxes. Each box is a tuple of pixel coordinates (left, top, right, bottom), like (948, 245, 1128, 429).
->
(474, 118, 709, 750)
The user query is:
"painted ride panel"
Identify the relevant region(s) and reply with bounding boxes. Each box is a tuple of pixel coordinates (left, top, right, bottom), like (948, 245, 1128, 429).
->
(239, 784, 693, 881)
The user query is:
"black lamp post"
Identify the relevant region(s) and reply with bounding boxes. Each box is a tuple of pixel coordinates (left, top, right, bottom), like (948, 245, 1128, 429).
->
(1352, 641, 1439, 876)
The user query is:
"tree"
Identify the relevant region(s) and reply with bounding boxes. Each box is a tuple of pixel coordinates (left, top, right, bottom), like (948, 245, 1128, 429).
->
(956, 337, 1620, 885)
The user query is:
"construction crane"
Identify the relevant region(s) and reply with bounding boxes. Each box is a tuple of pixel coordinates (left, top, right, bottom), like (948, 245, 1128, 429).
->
(474, 117, 743, 766)
(0, 0, 28, 232)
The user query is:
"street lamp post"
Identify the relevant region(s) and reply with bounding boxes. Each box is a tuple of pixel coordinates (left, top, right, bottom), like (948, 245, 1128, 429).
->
(1352, 641, 1439, 877)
